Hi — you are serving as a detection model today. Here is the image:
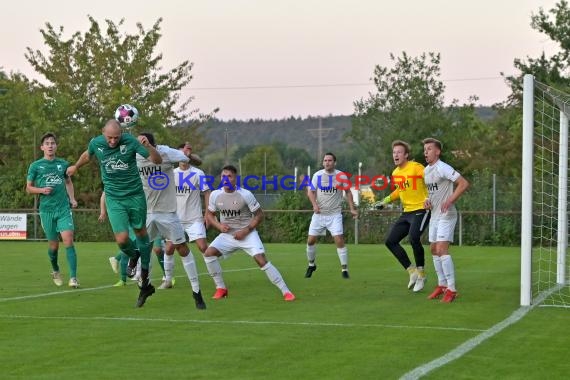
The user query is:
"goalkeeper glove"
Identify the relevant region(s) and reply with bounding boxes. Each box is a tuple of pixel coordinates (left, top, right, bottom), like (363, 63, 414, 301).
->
(374, 196, 391, 210)
(374, 202, 384, 210)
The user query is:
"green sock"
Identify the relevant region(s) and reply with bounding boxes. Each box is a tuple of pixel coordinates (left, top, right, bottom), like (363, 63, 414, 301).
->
(118, 238, 137, 258)
(135, 235, 151, 271)
(156, 250, 165, 273)
(65, 246, 77, 278)
(119, 252, 128, 281)
(48, 248, 59, 272)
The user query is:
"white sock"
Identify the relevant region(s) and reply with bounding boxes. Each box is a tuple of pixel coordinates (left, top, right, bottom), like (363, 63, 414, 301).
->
(261, 261, 290, 294)
(432, 256, 446, 286)
(440, 254, 456, 291)
(182, 254, 200, 293)
(204, 255, 226, 289)
(306, 244, 316, 264)
(337, 246, 348, 267)
(164, 254, 175, 282)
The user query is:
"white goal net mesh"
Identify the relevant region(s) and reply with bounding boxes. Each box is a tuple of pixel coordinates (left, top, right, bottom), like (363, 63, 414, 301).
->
(531, 80, 570, 307)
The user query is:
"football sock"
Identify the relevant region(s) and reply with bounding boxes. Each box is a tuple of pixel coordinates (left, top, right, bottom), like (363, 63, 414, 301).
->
(136, 235, 152, 270)
(163, 254, 175, 282)
(47, 248, 59, 272)
(306, 244, 316, 263)
(204, 255, 226, 289)
(182, 254, 200, 293)
(65, 245, 77, 278)
(261, 261, 290, 293)
(155, 249, 165, 273)
(337, 246, 348, 267)
(119, 252, 128, 282)
(432, 255, 446, 286)
(118, 238, 137, 258)
(440, 254, 456, 291)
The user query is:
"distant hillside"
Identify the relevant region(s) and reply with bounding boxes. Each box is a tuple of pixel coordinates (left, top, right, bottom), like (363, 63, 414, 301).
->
(199, 107, 496, 154)
(201, 115, 353, 155)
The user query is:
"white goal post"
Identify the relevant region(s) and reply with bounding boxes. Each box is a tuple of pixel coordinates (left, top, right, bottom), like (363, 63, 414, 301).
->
(521, 74, 569, 307)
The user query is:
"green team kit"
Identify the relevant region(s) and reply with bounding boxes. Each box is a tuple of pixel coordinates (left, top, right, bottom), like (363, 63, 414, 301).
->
(88, 133, 150, 233)
(26, 157, 74, 239)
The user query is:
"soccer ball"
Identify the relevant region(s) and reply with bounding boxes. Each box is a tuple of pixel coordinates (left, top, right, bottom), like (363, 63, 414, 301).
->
(115, 104, 139, 128)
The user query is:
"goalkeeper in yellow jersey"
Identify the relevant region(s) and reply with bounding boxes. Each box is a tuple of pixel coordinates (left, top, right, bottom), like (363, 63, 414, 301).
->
(377, 140, 430, 292)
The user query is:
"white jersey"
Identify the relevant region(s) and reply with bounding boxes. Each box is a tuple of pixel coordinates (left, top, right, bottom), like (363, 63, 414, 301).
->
(137, 145, 188, 213)
(208, 188, 260, 234)
(311, 169, 348, 215)
(424, 160, 461, 216)
(174, 166, 207, 224)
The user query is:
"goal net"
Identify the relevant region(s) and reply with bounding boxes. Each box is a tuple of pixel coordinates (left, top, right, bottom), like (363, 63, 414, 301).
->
(521, 74, 570, 307)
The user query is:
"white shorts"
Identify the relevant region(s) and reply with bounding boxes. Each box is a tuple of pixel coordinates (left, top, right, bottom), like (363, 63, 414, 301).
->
(308, 213, 344, 236)
(210, 230, 265, 257)
(428, 211, 457, 243)
(146, 212, 186, 244)
(182, 221, 207, 242)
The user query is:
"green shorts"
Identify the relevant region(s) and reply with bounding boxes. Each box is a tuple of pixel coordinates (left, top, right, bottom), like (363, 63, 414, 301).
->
(105, 193, 147, 234)
(40, 208, 74, 241)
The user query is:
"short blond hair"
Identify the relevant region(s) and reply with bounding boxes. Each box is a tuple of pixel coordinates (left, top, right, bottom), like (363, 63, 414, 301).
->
(391, 140, 411, 155)
(422, 137, 442, 150)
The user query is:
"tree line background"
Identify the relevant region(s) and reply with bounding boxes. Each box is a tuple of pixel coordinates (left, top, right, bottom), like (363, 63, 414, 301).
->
(2, 1, 570, 244)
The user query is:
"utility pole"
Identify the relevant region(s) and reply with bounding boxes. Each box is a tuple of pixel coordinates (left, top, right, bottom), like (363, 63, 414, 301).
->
(308, 118, 333, 165)
(224, 127, 229, 165)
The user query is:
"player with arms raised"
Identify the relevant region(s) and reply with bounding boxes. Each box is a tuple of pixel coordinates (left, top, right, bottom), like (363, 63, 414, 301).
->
(67, 119, 162, 307)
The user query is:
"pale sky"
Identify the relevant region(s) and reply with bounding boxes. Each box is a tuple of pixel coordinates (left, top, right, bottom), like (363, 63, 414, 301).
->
(1, 0, 560, 120)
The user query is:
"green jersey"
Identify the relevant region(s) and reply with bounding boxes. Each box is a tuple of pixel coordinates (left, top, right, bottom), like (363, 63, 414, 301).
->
(27, 158, 71, 212)
(88, 134, 149, 198)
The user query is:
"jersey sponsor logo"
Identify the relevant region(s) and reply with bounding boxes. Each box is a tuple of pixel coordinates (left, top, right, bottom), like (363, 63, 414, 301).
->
(176, 186, 193, 194)
(220, 209, 241, 217)
(138, 166, 161, 176)
(426, 183, 439, 191)
(319, 186, 338, 194)
(44, 174, 63, 186)
(104, 159, 129, 172)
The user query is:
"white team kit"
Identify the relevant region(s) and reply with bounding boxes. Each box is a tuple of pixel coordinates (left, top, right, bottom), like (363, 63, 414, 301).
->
(424, 160, 461, 243)
(309, 169, 348, 236)
(174, 166, 208, 241)
(208, 188, 265, 257)
(137, 145, 189, 244)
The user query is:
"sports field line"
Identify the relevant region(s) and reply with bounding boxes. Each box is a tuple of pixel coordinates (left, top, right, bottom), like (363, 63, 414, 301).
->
(0, 267, 258, 303)
(399, 286, 557, 379)
(0, 313, 484, 332)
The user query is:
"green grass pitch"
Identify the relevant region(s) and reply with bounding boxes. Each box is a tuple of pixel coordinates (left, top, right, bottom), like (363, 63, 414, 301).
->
(0, 242, 568, 379)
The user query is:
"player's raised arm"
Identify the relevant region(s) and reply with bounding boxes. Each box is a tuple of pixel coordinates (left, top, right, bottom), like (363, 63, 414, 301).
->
(67, 150, 91, 176)
(137, 135, 162, 164)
